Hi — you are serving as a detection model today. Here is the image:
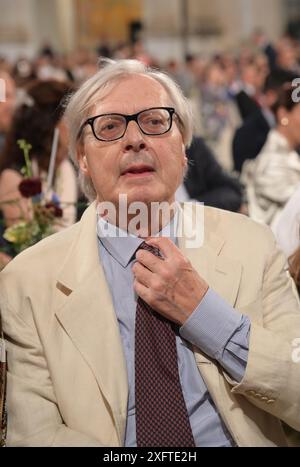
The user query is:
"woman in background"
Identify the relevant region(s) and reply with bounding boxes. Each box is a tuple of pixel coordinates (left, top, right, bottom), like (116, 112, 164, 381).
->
(0, 80, 78, 236)
(273, 185, 300, 259)
(242, 83, 300, 228)
(273, 186, 300, 296)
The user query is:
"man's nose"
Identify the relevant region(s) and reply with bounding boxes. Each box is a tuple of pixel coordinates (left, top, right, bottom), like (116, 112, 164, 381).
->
(123, 120, 147, 152)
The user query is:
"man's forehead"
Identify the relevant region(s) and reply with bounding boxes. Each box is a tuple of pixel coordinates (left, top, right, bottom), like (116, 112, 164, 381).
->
(92, 74, 172, 114)
(108, 73, 164, 91)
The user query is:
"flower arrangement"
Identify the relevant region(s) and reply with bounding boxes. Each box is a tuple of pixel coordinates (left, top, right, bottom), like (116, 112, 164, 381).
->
(1, 139, 63, 255)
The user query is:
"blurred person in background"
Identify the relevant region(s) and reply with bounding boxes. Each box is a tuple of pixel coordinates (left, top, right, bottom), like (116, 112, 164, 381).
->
(176, 54, 206, 98)
(71, 49, 99, 84)
(200, 62, 231, 143)
(273, 185, 300, 260)
(242, 83, 300, 228)
(96, 35, 112, 59)
(276, 38, 300, 75)
(272, 185, 300, 299)
(35, 53, 69, 83)
(233, 69, 297, 172)
(199, 60, 240, 170)
(274, 183, 300, 299)
(12, 58, 37, 88)
(0, 80, 78, 241)
(221, 54, 239, 90)
(233, 56, 268, 121)
(251, 29, 277, 71)
(131, 40, 153, 66)
(0, 71, 16, 152)
(183, 136, 243, 212)
(113, 42, 132, 60)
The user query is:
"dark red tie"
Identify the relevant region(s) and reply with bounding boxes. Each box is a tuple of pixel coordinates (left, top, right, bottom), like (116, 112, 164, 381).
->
(135, 242, 195, 447)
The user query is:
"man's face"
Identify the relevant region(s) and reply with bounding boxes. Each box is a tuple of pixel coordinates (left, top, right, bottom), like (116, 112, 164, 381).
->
(77, 75, 187, 208)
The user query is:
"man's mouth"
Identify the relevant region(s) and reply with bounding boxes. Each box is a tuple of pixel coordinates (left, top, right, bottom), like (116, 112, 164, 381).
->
(121, 164, 155, 177)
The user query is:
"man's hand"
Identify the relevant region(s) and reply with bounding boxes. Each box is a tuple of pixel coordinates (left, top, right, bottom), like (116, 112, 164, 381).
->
(132, 237, 209, 326)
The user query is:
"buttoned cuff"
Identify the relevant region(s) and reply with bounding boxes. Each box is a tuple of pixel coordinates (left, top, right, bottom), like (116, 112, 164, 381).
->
(180, 288, 244, 360)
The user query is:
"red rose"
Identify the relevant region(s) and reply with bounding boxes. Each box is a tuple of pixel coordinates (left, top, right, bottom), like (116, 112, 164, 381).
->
(19, 177, 42, 198)
(45, 202, 63, 218)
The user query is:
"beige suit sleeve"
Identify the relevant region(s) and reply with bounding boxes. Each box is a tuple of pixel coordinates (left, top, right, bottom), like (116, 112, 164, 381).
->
(1, 293, 101, 447)
(231, 233, 300, 431)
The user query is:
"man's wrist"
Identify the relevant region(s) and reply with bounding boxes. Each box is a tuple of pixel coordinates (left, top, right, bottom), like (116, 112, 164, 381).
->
(180, 288, 244, 360)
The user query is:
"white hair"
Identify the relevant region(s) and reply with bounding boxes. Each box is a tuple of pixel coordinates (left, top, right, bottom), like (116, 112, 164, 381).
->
(64, 59, 194, 201)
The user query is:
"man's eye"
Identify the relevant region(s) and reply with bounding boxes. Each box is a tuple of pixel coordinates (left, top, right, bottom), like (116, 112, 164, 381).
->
(145, 118, 164, 126)
(99, 120, 122, 133)
(102, 123, 117, 131)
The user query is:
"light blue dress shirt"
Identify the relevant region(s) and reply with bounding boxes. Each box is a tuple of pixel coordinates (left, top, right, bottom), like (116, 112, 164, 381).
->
(97, 213, 250, 447)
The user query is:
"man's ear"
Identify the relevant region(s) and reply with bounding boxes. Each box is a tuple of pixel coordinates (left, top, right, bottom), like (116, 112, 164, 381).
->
(183, 154, 188, 178)
(182, 147, 188, 168)
(181, 141, 187, 164)
(77, 144, 90, 176)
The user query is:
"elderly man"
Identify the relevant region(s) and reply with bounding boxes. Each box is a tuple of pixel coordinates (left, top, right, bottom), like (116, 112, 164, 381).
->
(1, 60, 300, 447)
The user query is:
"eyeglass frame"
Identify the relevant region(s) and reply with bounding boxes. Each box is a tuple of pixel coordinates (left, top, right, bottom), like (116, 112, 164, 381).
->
(78, 106, 176, 142)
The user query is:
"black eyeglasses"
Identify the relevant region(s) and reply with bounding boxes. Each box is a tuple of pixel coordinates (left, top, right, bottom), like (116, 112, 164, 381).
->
(79, 107, 176, 142)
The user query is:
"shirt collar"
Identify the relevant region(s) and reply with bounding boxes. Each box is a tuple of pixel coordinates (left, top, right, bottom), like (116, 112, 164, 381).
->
(97, 205, 179, 268)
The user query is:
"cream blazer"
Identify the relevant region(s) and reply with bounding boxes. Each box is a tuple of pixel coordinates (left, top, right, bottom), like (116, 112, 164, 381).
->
(1, 202, 300, 447)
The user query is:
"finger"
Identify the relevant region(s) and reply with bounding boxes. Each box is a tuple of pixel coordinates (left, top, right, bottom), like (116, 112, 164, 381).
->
(134, 278, 152, 303)
(145, 236, 179, 260)
(135, 249, 163, 273)
(132, 261, 153, 288)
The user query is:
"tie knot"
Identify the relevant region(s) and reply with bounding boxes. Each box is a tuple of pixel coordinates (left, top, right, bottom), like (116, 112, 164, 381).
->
(138, 241, 161, 257)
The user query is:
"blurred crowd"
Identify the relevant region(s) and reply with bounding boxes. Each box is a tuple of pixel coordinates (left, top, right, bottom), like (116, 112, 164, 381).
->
(1, 30, 300, 290)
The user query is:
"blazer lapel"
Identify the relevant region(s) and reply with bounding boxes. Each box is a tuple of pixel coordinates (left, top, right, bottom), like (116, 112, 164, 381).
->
(54, 203, 128, 445)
